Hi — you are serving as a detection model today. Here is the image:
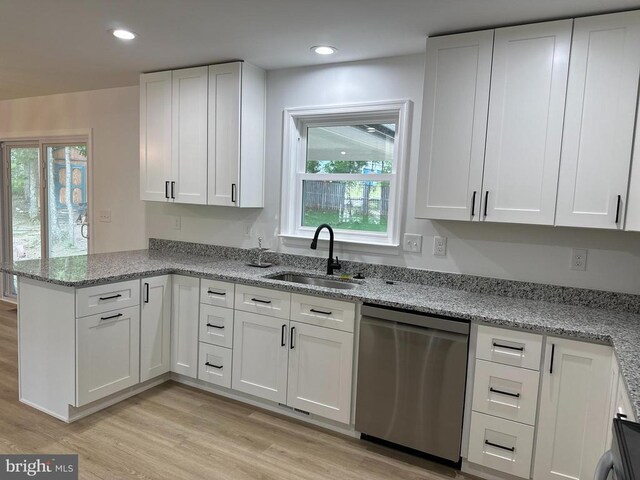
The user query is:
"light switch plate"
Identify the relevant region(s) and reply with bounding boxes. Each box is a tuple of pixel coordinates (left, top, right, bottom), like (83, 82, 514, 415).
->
(403, 234, 422, 253)
(433, 236, 447, 257)
(98, 210, 111, 223)
(571, 248, 587, 271)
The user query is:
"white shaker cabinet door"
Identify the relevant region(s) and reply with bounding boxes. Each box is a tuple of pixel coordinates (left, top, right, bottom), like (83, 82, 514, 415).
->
(556, 11, 640, 229)
(171, 66, 208, 205)
(170, 275, 200, 378)
(287, 321, 354, 424)
(140, 276, 171, 382)
(415, 30, 493, 221)
(140, 71, 172, 202)
(482, 20, 571, 225)
(533, 338, 613, 480)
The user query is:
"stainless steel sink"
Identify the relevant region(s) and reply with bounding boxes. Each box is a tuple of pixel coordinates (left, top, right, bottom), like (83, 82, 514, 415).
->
(267, 273, 359, 290)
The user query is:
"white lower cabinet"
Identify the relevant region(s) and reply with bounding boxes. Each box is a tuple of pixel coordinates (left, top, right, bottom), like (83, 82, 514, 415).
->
(171, 275, 200, 378)
(468, 412, 535, 479)
(287, 321, 353, 423)
(232, 310, 289, 403)
(533, 338, 613, 480)
(76, 305, 140, 406)
(198, 343, 232, 388)
(140, 276, 171, 382)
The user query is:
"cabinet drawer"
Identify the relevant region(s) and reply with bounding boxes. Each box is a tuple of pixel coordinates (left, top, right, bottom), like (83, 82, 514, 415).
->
(198, 343, 232, 388)
(472, 359, 540, 425)
(290, 294, 355, 333)
(234, 285, 290, 319)
(477, 325, 542, 370)
(76, 280, 140, 318)
(468, 412, 535, 479)
(200, 279, 235, 308)
(199, 304, 233, 348)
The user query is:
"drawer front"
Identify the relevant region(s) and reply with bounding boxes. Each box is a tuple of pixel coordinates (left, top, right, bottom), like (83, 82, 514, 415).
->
(472, 359, 540, 425)
(234, 285, 291, 319)
(76, 280, 140, 318)
(200, 280, 235, 308)
(468, 412, 535, 479)
(199, 304, 234, 348)
(198, 343, 232, 388)
(476, 325, 542, 370)
(290, 294, 355, 333)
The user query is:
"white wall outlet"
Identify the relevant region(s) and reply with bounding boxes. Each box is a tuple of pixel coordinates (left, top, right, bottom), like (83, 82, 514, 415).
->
(98, 210, 111, 223)
(571, 248, 588, 271)
(173, 216, 181, 230)
(403, 233, 422, 253)
(433, 236, 447, 257)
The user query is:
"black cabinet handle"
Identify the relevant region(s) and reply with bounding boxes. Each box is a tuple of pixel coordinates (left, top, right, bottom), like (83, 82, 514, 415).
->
(99, 294, 122, 301)
(550, 343, 555, 374)
(485, 440, 515, 452)
(489, 387, 521, 398)
(615, 195, 622, 224)
(290, 326, 295, 349)
(617, 413, 628, 420)
(206, 323, 224, 329)
(207, 290, 226, 296)
(144, 283, 149, 303)
(484, 191, 489, 217)
(205, 362, 223, 369)
(281, 324, 287, 347)
(231, 183, 237, 203)
(471, 191, 477, 217)
(492, 342, 524, 352)
(171, 181, 175, 199)
(251, 298, 272, 304)
(165, 181, 170, 199)
(100, 313, 123, 321)
(310, 308, 332, 315)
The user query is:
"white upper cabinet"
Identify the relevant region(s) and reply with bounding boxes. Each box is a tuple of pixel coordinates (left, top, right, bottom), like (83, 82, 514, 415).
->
(208, 62, 265, 207)
(171, 66, 209, 205)
(140, 71, 172, 202)
(483, 20, 572, 225)
(556, 11, 640, 229)
(415, 30, 493, 221)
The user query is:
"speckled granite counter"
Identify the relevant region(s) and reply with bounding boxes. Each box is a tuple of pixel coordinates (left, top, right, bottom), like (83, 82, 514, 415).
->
(3, 247, 640, 419)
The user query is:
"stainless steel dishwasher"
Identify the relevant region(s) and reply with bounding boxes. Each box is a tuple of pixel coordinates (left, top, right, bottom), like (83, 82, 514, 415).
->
(355, 304, 470, 463)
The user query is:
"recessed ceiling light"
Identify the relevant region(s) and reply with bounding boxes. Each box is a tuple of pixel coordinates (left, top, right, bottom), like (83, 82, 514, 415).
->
(340, 151, 346, 155)
(312, 45, 337, 55)
(367, 127, 376, 133)
(112, 29, 136, 40)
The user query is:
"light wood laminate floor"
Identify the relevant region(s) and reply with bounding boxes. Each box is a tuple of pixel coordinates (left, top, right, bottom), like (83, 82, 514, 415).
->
(0, 303, 472, 480)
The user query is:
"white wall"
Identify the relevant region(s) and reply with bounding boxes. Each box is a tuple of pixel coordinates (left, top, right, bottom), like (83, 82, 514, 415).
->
(140, 54, 637, 295)
(0, 86, 146, 254)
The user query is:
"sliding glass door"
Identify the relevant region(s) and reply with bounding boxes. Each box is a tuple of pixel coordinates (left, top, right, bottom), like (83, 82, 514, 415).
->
(2, 139, 89, 297)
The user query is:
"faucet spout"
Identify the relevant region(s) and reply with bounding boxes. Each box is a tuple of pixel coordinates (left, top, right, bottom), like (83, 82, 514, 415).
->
(310, 224, 341, 275)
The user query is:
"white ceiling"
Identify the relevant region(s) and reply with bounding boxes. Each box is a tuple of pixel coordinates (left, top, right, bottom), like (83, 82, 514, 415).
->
(2, 0, 640, 100)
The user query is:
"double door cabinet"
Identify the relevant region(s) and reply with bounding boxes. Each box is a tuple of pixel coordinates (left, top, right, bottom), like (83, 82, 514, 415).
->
(140, 61, 265, 207)
(465, 325, 635, 480)
(416, 10, 640, 230)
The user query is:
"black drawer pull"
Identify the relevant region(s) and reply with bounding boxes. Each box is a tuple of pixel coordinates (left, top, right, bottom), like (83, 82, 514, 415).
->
(100, 313, 123, 321)
(99, 293, 122, 301)
(471, 191, 477, 217)
(490, 387, 521, 398)
(207, 290, 226, 296)
(617, 413, 628, 420)
(290, 326, 296, 349)
(170, 181, 175, 199)
(206, 323, 224, 329)
(550, 343, 555, 374)
(310, 308, 332, 315)
(615, 195, 622, 224)
(205, 362, 223, 369)
(165, 181, 170, 199)
(484, 191, 489, 216)
(492, 342, 524, 352)
(251, 298, 272, 304)
(485, 440, 515, 452)
(144, 283, 149, 304)
(281, 324, 287, 347)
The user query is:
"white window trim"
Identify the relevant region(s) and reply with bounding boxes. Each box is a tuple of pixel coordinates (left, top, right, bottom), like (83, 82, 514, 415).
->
(280, 100, 411, 248)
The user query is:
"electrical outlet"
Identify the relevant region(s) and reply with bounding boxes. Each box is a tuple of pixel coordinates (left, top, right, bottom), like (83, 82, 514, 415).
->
(571, 248, 587, 271)
(173, 216, 181, 230)
(433, 236, 447, 257)
(98, 210, 111, 223)
(403, 233, 422, 253)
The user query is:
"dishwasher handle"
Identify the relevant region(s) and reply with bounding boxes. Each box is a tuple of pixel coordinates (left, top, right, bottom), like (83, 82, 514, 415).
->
(361, 316, 469, 343)
(361, 305, 469, 335)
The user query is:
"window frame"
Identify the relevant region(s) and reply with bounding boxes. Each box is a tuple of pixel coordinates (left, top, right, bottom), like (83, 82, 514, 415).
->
(280, 100, 411, 247)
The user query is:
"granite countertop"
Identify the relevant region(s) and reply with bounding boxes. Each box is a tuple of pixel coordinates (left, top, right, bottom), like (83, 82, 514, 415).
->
(4, 248, 640, 418)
